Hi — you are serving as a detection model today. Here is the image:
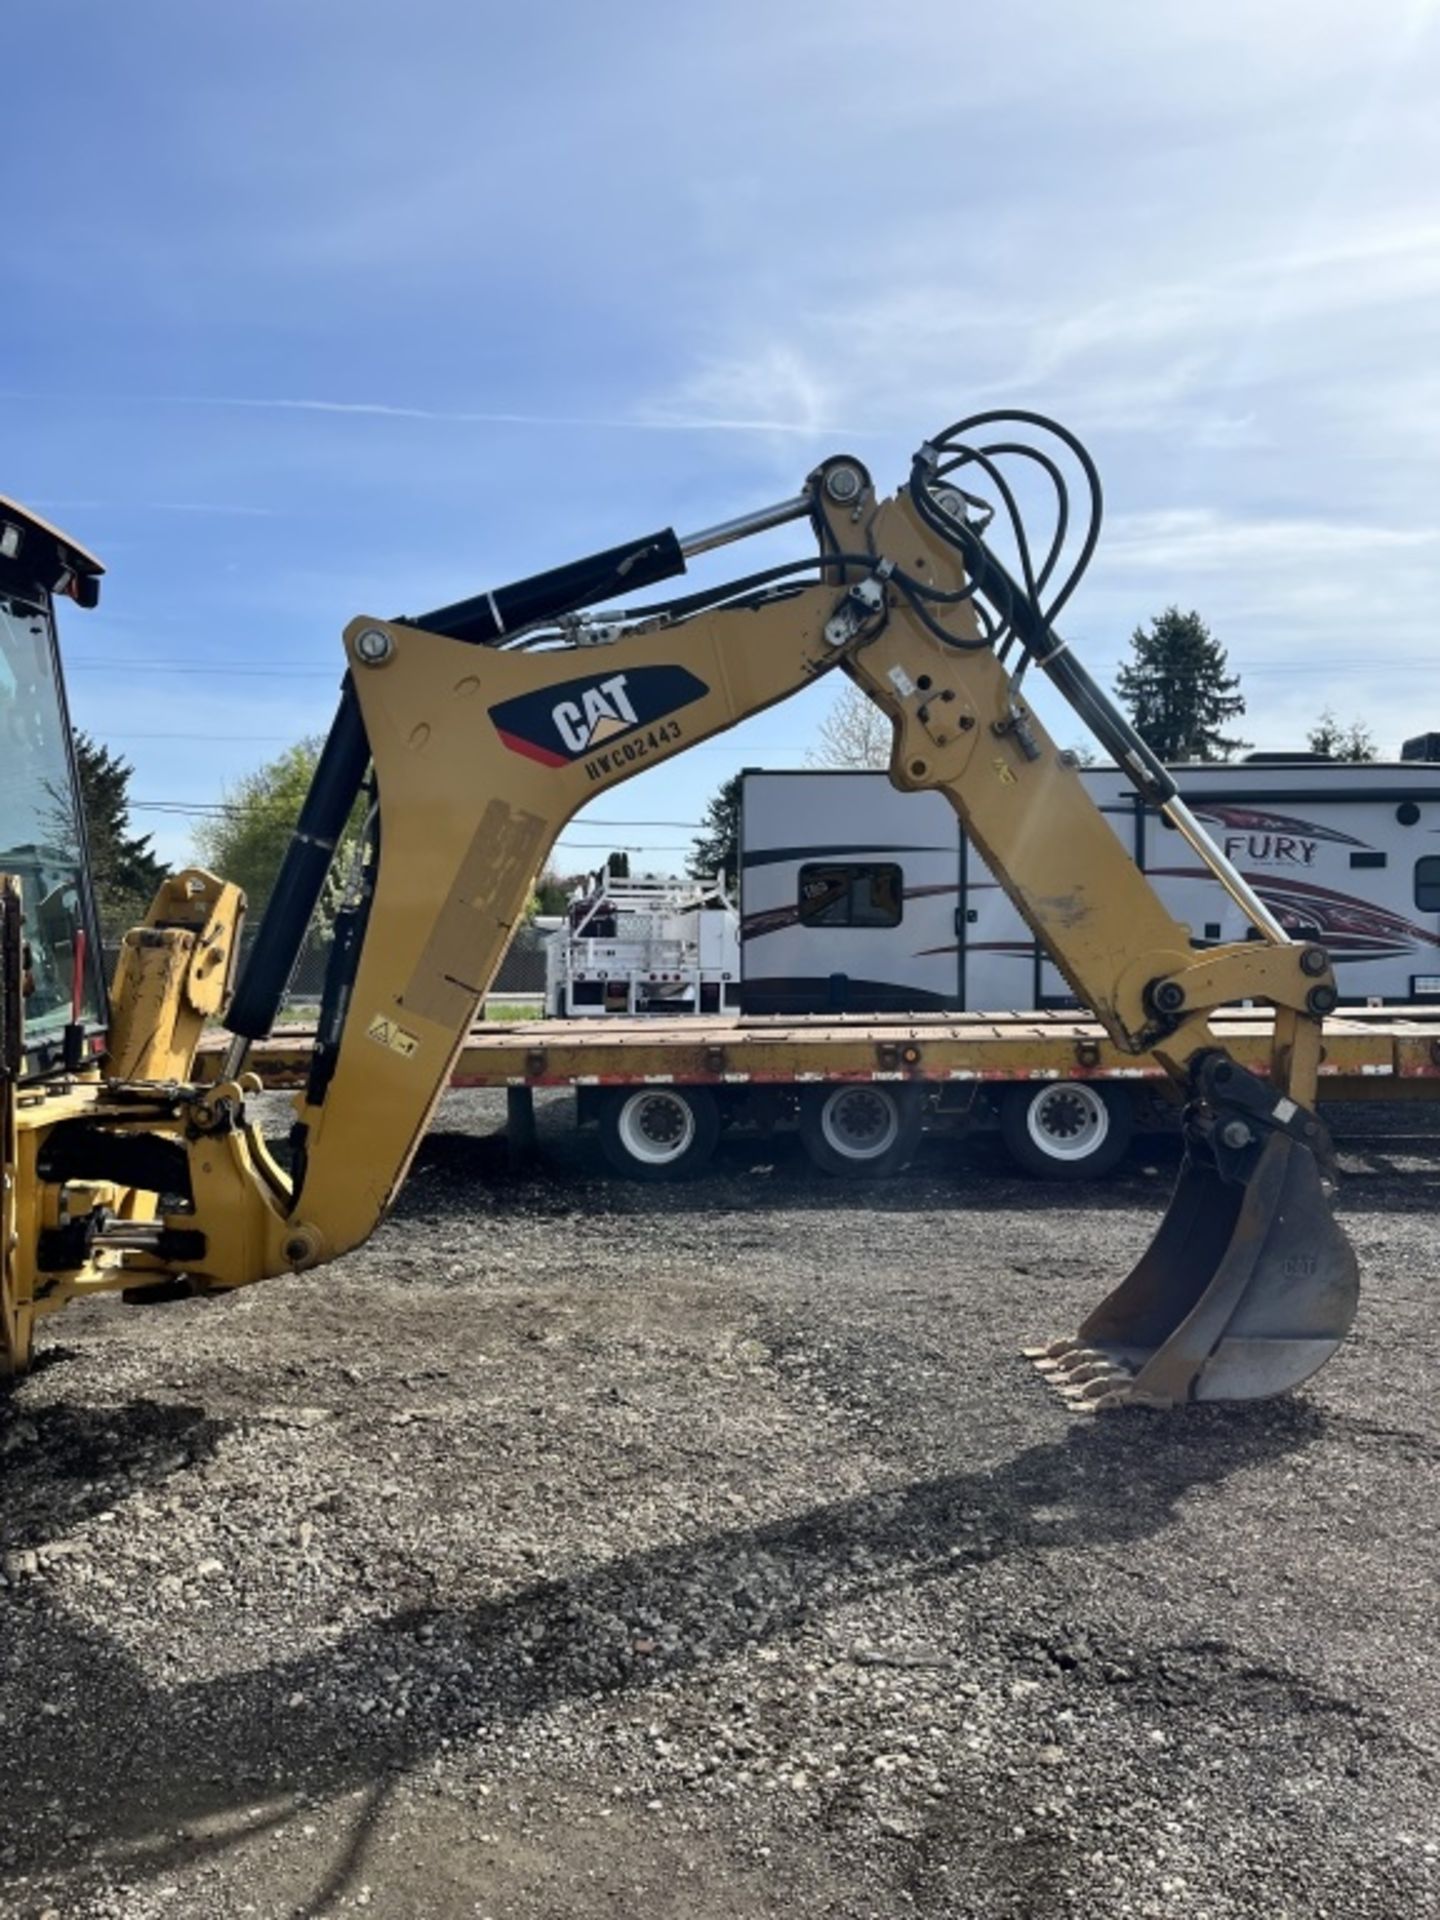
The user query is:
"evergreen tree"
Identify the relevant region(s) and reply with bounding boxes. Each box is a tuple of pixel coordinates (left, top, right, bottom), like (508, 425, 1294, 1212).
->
(72, 732, 167, 937)
(1115, 607, 1248, 762)
(688, 773, 742, 885)
(1307, 709, 1377, 762)
(607, 850, 631, 879)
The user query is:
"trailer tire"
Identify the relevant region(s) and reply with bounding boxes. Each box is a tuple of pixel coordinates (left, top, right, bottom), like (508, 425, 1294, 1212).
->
(599, 1086, 720, 1182)
(1000, 1081, 1134, 1180)
(798, 1084, 925, 1179)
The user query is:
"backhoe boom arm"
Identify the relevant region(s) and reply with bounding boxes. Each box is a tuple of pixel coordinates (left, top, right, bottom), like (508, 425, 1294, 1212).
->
(8, 410, 1359, 1405)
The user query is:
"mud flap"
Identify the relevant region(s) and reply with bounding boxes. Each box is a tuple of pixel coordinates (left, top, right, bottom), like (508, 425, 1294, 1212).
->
(1028, 1129, 1359, 1408)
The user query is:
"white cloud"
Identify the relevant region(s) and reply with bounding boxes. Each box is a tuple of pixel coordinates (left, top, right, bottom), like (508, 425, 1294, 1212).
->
(636, 346, 847, 437)
(4, 388, 851, 441)
(1100, 508, 1438, 572)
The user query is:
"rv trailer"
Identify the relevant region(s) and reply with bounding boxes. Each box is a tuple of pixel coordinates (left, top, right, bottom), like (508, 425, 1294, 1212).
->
(740, 760, 1440, 1016)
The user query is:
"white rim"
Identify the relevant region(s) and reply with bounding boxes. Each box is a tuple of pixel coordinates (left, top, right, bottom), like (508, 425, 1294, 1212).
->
(617, 1090, 696, 1166)
(820, 1086, 901, 1160)
(1025, 1083, 1110, 1162)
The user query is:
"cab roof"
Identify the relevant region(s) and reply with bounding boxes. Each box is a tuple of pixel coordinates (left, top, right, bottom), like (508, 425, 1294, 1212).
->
(0, 495, 104, 608)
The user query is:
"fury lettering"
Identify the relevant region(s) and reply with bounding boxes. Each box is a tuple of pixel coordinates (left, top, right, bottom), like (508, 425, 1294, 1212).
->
(1224, 832, 1317, 868)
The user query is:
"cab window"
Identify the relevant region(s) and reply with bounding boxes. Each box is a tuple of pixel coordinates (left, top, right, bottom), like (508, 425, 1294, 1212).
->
(0, 587, 100, 1055)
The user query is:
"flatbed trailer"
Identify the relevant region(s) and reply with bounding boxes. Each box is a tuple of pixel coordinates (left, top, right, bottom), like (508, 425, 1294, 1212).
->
(206, 1006, 1440, 1182)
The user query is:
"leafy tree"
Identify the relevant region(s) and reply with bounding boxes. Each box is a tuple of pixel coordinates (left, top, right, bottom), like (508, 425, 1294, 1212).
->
(532, 869, 572, 917)
(71, 732, 167, 938)
(1115, 607, 1248, 762)
(193, 737, 359, 923)
(688, 772, 742, 885)
(808, 680, 892, 770)
(1307, 709, 1377, 762)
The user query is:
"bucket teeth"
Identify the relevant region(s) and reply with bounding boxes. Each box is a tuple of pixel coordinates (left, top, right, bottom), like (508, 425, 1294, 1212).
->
(1023, 1339, 1094, 1375)
(1026, 1341, 1138, 1412)
(1022, 1337, 1085, 1362)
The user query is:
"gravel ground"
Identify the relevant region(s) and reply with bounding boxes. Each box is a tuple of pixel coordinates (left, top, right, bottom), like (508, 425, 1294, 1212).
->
(2, 1094, 1437, 1920)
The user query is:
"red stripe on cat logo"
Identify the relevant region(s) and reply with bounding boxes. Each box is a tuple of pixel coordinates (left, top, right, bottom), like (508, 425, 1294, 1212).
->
(496, 729, 569, 768)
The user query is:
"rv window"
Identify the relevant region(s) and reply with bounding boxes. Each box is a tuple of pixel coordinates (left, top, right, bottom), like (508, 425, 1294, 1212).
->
(798, 863, 903, 929)
(1415, 857, 1440, 912)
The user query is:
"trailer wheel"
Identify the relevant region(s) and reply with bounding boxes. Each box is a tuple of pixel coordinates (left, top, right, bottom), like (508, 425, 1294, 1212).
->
(1000, 1081, 1134, 1180)
(599, 1086, 720, 1182)
(798, 1084, 924, 1178)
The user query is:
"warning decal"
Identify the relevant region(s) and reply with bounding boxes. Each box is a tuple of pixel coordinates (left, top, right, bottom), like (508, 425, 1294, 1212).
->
(366, 1014, 420, 1058)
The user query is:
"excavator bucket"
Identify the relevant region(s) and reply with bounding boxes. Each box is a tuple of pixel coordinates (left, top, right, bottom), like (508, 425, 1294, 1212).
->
(1028, 1130, 1359, 1408)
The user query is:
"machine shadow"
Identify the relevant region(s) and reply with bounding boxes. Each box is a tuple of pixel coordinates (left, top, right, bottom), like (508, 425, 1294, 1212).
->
(3, 1398, 1325, 1900)
(1329, 1144, 1440, 1213)
(405, 1126, 1182, 1224)
(0, 1398, 228, 1550)
(410, 1113, 1432, 1225)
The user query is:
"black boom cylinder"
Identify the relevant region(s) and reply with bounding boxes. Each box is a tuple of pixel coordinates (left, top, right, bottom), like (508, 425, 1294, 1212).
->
(224, 681, 371, 1042)
(413, 529, 685, 644)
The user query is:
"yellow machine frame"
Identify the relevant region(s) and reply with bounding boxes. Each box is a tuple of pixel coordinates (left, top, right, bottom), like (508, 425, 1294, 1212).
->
(0, 425, 1360, 1406)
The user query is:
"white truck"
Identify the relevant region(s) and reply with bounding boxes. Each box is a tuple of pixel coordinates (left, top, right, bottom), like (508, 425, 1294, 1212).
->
(544, 869, 740, 1017)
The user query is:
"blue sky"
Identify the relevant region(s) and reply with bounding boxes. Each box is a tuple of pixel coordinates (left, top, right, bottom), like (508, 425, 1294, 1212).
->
(7, 0, 1439, 874)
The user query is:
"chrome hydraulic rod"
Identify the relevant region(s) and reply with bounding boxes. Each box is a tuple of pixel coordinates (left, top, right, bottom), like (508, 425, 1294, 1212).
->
(678, 493, 812, 559)
(1161, 795, 1290, 943)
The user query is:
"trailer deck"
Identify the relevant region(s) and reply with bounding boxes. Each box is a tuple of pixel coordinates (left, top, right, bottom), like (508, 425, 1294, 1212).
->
(213, 1005, 1440, 1095)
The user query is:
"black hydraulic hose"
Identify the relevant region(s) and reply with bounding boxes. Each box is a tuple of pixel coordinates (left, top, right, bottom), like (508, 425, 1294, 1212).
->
(927, 409, 1103, 627)
(948, 440, 1070, 601)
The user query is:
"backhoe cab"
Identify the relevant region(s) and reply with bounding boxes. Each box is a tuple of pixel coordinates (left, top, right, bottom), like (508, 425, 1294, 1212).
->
(0, 410, 1360, 1406)
(0, 499, 107, 1077)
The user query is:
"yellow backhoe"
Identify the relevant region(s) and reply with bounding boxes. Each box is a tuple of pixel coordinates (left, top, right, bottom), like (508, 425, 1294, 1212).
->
(0, 409, 1358, 1406)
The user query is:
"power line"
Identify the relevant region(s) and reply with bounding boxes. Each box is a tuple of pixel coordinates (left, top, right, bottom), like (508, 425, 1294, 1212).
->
(1093, 658, 1418, 678)
(130, 799, 704, 825)
(555, 841, 695, 852)
(69, 662, 339, 679)
(98, 731, 299, 742)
